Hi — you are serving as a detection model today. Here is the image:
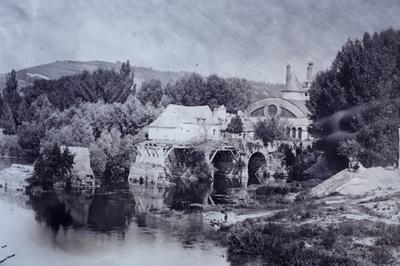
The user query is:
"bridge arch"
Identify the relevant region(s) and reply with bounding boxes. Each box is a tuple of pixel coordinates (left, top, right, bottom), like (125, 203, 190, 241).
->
(210, 150, 237, 193)
(247, 152, 267, 186)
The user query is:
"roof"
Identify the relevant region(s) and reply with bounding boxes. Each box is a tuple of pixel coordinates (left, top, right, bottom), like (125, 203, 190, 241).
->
(148, 104, 219, 128)
(286, 99, 310, 115)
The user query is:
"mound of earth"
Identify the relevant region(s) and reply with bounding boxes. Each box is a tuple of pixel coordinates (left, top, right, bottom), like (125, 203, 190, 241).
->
(303, 156, 341, 180)
(309, 166, 400, 197)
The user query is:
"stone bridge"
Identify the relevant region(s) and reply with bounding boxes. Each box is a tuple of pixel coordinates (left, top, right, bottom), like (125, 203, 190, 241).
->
(128, 139, 287, 191)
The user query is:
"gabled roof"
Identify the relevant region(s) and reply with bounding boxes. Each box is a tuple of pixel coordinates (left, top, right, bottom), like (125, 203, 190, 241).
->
(148, 104, 219, 128)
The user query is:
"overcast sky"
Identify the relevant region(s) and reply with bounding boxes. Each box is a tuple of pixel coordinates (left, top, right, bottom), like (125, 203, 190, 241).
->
(1, 0, 400, 82)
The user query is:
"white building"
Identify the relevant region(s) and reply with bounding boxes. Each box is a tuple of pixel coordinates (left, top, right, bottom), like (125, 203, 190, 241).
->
(147, 104, 223, 143)
(247, 62, 314, 142)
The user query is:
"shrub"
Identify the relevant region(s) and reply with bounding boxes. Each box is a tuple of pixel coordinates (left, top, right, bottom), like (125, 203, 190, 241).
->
(223, 221, 356, 265)
(370, 246, 394, 265)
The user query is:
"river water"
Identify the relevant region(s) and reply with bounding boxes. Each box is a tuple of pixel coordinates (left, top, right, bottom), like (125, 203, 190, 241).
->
(0, 158, 229, 266)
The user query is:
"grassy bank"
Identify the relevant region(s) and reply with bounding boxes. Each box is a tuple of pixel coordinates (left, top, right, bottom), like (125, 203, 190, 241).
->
(204, 183, 400, 265)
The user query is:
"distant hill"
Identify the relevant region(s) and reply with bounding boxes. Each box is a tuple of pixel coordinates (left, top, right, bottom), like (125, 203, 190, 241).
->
(0, 60, 284, 102)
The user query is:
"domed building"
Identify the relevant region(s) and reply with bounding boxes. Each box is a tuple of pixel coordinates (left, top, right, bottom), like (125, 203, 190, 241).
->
(247, 62, 314, 142)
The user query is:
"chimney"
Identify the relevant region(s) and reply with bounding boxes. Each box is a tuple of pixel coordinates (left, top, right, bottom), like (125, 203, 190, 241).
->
(286, 65, 291, 85)
(307, 61, 314, 81)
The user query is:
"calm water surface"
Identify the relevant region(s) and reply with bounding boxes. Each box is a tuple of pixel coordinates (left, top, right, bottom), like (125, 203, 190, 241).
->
(0, 159, 228, 266)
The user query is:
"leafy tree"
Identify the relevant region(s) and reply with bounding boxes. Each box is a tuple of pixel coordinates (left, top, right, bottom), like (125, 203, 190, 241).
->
(254, 119, 285, 145)
(226, 115, 244, 134)
(165, 73, 252, 113)
(17, 121, 45, 157)
(17, 96, 57, 156)
(307, 28, 400, 167)
(33, 144, 74, 190)
(137, 79, 163, 105)
(23, 61, 134, 110)
(225, 78, 252, 112)
(89, 128, 136, 181)
(43, 116, 95, 147)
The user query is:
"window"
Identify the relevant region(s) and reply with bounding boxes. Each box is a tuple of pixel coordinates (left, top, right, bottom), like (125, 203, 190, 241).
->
(267, 104, 278, 117)
(286, 128, 291, 138)
(292, 127, 296, 139)
(297, 127, 302, 140)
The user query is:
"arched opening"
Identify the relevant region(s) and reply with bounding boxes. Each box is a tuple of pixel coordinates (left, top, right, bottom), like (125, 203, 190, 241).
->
(247, 152, 266, 186)
(211, 151, 236, 193)
(291, 127, 296, 139)
(297, 127, 302, 140)
(285, 127, 291, 138)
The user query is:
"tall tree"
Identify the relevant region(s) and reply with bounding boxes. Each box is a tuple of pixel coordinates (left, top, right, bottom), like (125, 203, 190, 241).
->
(307, 28, 400, 167)
(3, 70, 22, 133)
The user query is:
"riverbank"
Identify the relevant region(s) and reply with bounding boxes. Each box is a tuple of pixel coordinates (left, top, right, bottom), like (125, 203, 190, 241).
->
(0, 164, 33, 191)
(203, 181, 400, 265)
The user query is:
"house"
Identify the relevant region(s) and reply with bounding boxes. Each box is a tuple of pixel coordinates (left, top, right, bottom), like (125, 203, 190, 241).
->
(147, 104, 222, 143)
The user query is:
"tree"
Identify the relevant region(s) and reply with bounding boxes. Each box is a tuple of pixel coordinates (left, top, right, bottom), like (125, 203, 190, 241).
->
(165, 73, 252, 113)
(137, 79, 163, 105)
(33, 143, 74, 190)
(89, 128, 136, 181)
(23, 62, 134, 111)
(254, 119, 285, 145)
(17, 121, 45, 157)
(307, 28, 400, 167)
(226, 115, 244, 134)
(3, 70, 21, 133)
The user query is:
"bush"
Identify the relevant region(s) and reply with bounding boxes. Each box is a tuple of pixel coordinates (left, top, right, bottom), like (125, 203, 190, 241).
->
(223, 221, 355, 265)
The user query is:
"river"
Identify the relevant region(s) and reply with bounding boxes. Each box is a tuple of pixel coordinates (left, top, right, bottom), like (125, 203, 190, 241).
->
(0, 158, 229, 266)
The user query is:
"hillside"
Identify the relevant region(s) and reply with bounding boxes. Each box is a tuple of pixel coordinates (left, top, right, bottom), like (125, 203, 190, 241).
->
(0, 60, 284, 102)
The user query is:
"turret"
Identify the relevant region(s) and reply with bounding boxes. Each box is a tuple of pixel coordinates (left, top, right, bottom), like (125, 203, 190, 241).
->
(306, 61, 313, 81)
(285, 65, 291, 85)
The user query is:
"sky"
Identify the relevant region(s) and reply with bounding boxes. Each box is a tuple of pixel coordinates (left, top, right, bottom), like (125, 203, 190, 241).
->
(1, 0, 400, 83)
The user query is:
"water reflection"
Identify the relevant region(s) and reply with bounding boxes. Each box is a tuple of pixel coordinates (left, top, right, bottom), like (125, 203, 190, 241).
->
(27, 180, 213, 236)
